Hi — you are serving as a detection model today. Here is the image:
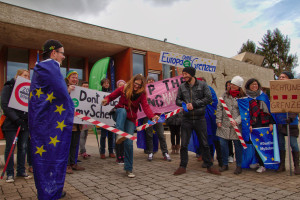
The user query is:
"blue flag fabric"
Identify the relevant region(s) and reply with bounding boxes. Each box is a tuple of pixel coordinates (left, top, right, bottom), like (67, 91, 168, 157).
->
(251, 127, 280, 165)
(136, 118, 158, 152)
(238, 93, 279, 169)
(188, 86, 218, 153)
(28, 59, 74, 200)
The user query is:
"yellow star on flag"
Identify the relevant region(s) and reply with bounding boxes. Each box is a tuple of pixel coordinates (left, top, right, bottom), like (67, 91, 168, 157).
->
(214, 110, 217, 115)
(260, 133, 264, 137)
(266, 131, 269, 134)
(55, 104, 66, 115)
(247, 123, 248, 126)
(244, 118, 247, 121)
(46, 92, 56, 103)
(210, 102, 213, 105)
(153, 130, 156, 134)
(56, 120, 67, 131)
(272, 157, 274, 161)
(49, 135, 60, 147)
(265, 156, 267, 160)
(255, 138, 259, 142)
(36, 88, 44, 98)
(245, 112, 247, 115)
(30, 91, 33, 99)
(35, 145, 46, 157)
(255, 145, 258, 148)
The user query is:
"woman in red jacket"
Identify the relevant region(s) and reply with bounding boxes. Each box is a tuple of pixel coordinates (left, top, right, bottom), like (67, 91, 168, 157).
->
(102, 74, 159, 178)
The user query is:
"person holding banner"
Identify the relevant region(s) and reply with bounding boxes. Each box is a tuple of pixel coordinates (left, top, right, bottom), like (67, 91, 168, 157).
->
(275, 72, 300, 175)
(115, 79, 126, 164)
(173, 67, 220, 176)
(217, 76, 246, 175)
(1, 69, 32, 183)
(99, 78, 116, 159)
(29, 39, 73, 199)
(65, 70, 85, 174)
(245, 78, 274, 173)
(102, 74, 159, 178)
(79, 81, 92, 159)
(144, 76, 171, 162)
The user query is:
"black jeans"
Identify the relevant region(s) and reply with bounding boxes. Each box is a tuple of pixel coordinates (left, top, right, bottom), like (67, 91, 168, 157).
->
(169, 125, 181, 146)
(68, 130, 80, 165)
(4, 129, 29, 176)
(180, 117, 212, 168)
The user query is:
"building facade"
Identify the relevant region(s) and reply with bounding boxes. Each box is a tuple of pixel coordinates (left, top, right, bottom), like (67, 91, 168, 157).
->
(0, 2, 274, 98)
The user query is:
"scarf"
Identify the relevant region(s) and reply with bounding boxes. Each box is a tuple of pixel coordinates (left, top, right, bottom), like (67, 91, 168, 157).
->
(229, 90, 240, 98)
(246, 89, 261, 98)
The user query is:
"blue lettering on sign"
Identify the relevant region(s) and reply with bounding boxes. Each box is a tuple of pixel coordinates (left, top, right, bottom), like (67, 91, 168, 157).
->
(161, 52, 169, 63)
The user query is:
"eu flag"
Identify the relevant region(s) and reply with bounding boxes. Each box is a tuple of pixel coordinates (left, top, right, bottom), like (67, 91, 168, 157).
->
(188, 86, 218, 152)
(251, 127, 280, 165)
(28, 59, 74, 200)
(137, 118, 159, 152)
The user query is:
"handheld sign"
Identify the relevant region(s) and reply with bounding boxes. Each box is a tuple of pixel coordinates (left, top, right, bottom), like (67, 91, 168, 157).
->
(270, 79, 300, 113)
(70, 86, 119, 126)
(8, 76, 30, 112)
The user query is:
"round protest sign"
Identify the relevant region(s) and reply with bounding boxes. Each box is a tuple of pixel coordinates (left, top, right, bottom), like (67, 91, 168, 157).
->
(14, 82, 30, 106)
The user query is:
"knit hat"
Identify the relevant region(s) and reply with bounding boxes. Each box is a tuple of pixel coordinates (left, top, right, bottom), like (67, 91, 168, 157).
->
(231, 76, 244, 87)
(281, 71, 294, 79)
(182, 67, 196, 77)
(42, 39, 63, 54)
(66, 70, 78, 79)
(116, 80, 126, 87)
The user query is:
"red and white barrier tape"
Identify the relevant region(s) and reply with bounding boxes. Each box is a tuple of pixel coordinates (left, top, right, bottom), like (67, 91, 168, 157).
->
(219, 97, 247, 149)
(136, 108, 182, 131)
(74, 112, 137, 142)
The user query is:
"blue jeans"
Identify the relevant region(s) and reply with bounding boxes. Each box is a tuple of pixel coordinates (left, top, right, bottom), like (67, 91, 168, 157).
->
(113, 108, 135, 172)
(99, 128, 115, 154)
(4, 129, 29, 176)
(278, 132, 299, 152)
(220, 138, 243, 167)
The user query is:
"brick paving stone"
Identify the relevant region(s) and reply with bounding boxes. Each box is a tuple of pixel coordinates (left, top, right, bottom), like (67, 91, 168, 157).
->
(20, 192, 36, 198)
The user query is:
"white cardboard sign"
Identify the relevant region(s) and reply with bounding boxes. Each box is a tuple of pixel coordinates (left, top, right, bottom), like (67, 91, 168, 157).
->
(8, 76, 31, 112)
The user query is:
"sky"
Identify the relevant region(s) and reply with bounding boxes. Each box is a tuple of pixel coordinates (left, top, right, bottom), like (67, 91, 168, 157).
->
(2, 0, 300, 77)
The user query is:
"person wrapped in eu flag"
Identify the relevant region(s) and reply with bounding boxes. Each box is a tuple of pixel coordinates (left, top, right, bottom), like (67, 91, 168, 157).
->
(28, 40, 74, 199)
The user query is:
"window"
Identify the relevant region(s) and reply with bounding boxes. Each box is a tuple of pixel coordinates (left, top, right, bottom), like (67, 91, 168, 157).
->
(147, 73, 159, 81)
(7, 48, 28, 80)
(133, 53, 145, 76)
(163, 64, 172, 79)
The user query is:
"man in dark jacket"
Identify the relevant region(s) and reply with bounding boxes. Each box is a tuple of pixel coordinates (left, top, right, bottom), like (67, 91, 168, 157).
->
(173, 67, 220, 175)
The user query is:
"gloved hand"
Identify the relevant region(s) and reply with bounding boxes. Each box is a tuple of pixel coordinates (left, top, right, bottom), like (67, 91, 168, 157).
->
(15, 119, 28, 131)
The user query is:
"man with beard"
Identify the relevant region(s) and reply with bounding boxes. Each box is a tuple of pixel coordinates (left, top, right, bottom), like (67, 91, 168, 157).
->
(173, 67, 220, 175)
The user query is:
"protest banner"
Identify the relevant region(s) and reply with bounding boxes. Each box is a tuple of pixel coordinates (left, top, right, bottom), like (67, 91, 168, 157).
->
(159, 51, 218, 73)
(70, 86, 118, 126)
(8, 76, 30, 112)
(137, 76, 184, 119)
(270, 79, 300, 113)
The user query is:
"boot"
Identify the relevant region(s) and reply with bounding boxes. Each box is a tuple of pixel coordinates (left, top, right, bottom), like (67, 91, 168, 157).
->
(277, 150, 286, 172)
(173, 167, 186, 175)
(171, 145, 176, 154)
(292, 151, 300, 175)
(207, 166, 221, 175)
(175, 145, 180, 154)
(234, 166, 242, 175)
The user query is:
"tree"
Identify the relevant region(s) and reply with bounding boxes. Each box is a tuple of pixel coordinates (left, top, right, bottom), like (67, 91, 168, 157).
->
(238, 39, 257, 54)
(257, 28, 298, 77)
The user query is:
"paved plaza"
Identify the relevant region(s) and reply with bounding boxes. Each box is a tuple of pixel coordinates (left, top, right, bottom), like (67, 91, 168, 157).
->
(1, 132, 300, 200)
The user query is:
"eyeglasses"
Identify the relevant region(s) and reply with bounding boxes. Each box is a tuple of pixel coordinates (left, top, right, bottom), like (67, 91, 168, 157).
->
(134, 82, 142, 88)
(56, 51, 65, 56)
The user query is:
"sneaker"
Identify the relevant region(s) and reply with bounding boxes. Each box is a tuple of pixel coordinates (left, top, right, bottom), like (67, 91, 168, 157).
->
(126, 171, 135, 178)
(228, 156, 234, 163)
(148, 153, 153, 161)
(256, 166, 266, 173)
(163, 153, 172, 162)
(249, 163, 259, 169)
(6, 175, 14, 183)
(16, 172, 32, 180)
